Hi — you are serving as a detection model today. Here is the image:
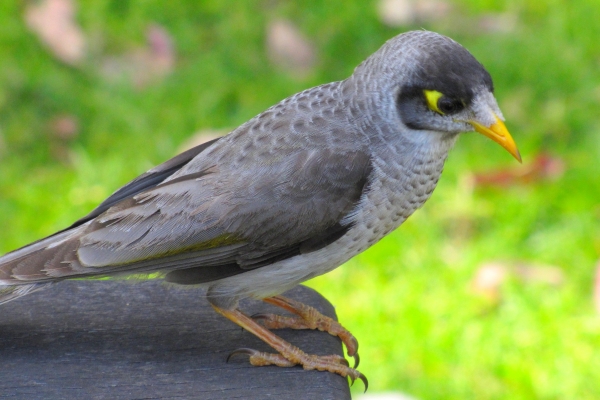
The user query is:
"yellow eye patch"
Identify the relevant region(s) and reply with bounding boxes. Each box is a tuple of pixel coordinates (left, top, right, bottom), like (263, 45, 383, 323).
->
(423, 90, 445, 114)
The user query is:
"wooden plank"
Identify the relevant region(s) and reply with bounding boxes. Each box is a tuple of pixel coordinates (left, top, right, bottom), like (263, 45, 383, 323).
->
(0, 280, 351, 399)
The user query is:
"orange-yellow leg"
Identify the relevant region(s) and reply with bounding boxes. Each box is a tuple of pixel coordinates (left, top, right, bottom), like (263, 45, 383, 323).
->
(212, 304, 367, 390)
(254, 295, 360, 367)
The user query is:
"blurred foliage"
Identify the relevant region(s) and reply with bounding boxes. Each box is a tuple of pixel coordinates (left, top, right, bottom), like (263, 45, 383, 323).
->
(0, 0, 599, 399)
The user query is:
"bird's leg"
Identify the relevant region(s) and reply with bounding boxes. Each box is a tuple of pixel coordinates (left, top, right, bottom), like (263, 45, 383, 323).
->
(212, 305, 367, 389)
(253, 295, 360, 367)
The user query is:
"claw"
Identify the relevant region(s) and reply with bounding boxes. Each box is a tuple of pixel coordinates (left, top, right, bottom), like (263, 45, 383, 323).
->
(349, 371, 368, 392)
(358, 372, 369, 392)
(352, 352, 360, 369)
(226, 347, 258, 363)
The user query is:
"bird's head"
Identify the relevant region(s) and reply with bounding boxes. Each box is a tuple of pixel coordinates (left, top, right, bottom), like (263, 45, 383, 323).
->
(352, 30, 521, 162)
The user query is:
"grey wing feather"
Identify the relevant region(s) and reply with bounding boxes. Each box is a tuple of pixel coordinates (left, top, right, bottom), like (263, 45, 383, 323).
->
(66, 137, 222, 230)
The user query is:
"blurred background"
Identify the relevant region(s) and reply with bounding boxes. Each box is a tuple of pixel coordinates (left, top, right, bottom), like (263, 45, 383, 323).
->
(0, 0, 599, 398)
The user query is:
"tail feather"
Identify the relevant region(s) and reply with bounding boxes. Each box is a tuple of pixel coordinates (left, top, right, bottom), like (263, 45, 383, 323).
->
(0, 226, 86, 305)
(0, 225, 87, 284)
(0, 228, 80, 266)
(0, 283, 51, 305)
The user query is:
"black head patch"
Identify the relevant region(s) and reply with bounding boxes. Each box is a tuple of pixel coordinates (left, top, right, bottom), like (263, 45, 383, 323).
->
(411, 37, 493, 103)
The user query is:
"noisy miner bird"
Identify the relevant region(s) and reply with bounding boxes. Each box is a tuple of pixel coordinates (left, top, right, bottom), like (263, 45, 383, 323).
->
(0, 31, 520, 386)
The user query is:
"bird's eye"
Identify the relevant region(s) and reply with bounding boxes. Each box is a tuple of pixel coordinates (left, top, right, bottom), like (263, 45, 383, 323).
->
(437, 97, 464, 114)
(423, 89, 465, 115)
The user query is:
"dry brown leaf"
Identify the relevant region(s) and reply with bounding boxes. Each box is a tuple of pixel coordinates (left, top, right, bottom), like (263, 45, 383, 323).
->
(49, 114, 79, 140)
(377, 0, 416, 26)
(25, 0, 86, 66)
(144, 24, 175, 79)
(472, 261, 565, 302)
(377, 0, 451, 27)
(414, 0, 452, 21)
(266, 19, 316, 77)
(513, 263, 565, 286)
(477, 13, 518, 34)
(471, 262, 508, 301)
(100, 23, 175, 88)
(473, 152, 565, 188)
(45, 114, 79, 163)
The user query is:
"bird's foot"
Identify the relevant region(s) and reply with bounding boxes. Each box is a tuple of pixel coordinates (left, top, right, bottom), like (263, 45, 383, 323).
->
(228, 347, 367, 390)
(212, 304, 367, 391)
(254, 295, 360, 367)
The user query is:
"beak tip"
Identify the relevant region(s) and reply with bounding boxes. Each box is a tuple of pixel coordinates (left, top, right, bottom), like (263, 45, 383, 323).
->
(470, 115, 521, 164)
(514, 150, 522, 163)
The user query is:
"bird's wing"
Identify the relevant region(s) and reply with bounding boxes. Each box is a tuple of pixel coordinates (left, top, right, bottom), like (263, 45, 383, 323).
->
(66, 137, 223, 230)
(1, 140, 372, 284)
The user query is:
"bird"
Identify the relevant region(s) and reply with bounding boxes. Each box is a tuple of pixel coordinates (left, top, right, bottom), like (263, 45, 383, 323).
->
(0, 30, 520, 387)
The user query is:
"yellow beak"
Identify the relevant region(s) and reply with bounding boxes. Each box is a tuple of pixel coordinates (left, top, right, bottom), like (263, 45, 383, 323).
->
(469, 115, 522, 163)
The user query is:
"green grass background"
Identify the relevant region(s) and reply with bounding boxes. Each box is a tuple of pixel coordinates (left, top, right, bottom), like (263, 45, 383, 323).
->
(1, 1, 599, 398)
